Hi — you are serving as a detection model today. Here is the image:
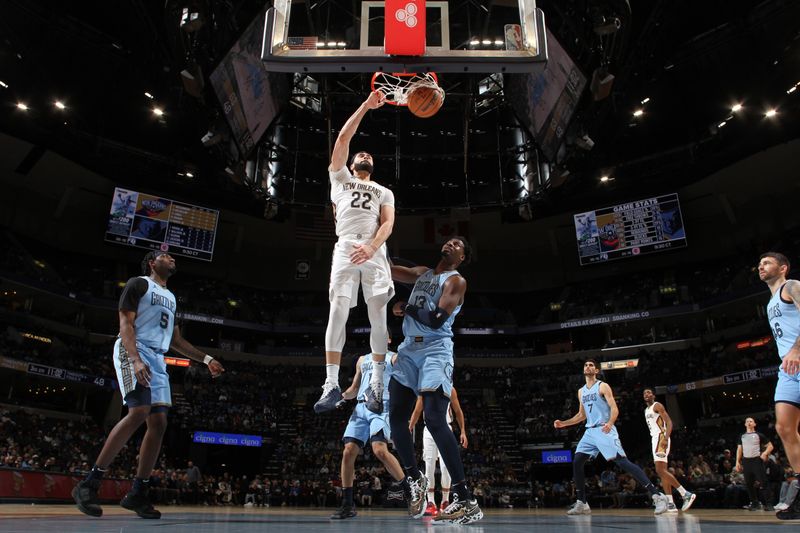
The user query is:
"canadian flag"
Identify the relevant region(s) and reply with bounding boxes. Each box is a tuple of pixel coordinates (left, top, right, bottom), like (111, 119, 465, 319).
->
(385, 0, 426, 55)
(424, 218, 470, 244)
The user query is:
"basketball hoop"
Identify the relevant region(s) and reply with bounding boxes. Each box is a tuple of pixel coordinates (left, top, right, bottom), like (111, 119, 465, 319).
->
(370, 72, 443, 106)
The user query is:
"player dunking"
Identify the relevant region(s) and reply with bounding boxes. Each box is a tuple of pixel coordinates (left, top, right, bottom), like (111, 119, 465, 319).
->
(554, 360, 668, 515)
(331, 349, 409, 519)
(72, 252, 224, 519)
(388, 237, 483, 525)
(758, 252, 800, 519)
(409, 386, 468, 516)
(315, 90, 395, 415)
(643, 388, 696, 512)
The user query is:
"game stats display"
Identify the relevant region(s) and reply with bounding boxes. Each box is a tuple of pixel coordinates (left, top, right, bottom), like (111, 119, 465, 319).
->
(105, 187, 219, 261)
(574, 193, 687, 266)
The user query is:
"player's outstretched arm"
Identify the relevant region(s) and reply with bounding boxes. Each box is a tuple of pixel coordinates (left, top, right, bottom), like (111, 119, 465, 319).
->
(328, 91, 386, 173)
(170, 325, 225, 377)
(554, 391, 587, 429)
(390, 264, 428, 284)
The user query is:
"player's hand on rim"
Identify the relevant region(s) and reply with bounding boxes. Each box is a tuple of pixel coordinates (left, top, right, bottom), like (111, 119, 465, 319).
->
(133, 359, 152, 387)
(782, 349, 800, 375)
(365, 90, 386, 109)
(350, 243, 376, 265)
(208, 359, 225, 378)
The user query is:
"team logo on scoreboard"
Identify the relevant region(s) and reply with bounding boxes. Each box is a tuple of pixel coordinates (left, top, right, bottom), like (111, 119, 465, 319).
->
(632, 247, 641, 255)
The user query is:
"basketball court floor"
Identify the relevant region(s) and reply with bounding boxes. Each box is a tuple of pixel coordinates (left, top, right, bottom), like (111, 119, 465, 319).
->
(0, 505, 793, 532)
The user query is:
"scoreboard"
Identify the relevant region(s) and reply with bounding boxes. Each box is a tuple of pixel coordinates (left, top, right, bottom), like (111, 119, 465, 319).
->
(105, 188, 219, 261)
(574, 193, 687, 266)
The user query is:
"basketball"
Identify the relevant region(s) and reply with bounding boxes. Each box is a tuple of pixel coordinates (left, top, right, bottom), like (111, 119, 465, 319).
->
(407, 86, 444, 118)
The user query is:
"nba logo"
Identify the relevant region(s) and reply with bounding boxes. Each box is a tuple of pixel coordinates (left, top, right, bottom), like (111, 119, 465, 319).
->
(632, 247, 640, 255)
(385, 0, 425, 55)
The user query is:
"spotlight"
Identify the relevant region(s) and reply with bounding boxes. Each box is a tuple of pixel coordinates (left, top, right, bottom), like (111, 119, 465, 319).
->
(469, 39, 480, 47)
(327, 41, 336, 47)
(481, 39, 492, 45)
(315, 41, 325, 48)
(185, 172, 194, 178)
(54, 101, 66, 110)
(731, 103, 743, 113)
(16, 102, 28, 111)
(718, 121, 727, 128)
(633, 109, 644, 117)
(144, 92, 154, 99)
(789, 86, 797, 94)
(337, 41, 346, 48)
(0, 80, 8, 88)
(765, 108, 777, 118)
(600, 175, 609, 182)
(494, 39, 504, 46)
(152, 107, 164, 116)
(641, 97, 650, 104)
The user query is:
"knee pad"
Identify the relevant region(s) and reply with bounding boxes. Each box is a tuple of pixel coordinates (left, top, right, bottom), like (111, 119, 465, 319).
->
(325, 296, 351, 352)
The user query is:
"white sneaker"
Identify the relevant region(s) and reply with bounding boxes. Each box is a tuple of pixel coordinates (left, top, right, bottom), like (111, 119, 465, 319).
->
(666, 502, 678, 513)
(567, 500, 591, 515)
(681, 491, 697, 511)
(653, 493, 668, 515)
(775, 502, 790, 511)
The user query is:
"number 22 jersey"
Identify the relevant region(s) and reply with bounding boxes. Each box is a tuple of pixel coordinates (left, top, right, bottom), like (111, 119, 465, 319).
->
(330, 167, 395, 238)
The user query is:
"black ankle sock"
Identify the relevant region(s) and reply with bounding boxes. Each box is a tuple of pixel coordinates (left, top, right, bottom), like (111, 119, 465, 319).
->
(131, 477, 149, 494)
(343, 487, 353, 506)
(86, 465, 106, 483)
(403, 466, 422, 480)
(451, 481, 471, 501)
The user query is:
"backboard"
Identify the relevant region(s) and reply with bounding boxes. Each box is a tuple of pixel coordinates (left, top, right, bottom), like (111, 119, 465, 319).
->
(261, 0, 547, 73)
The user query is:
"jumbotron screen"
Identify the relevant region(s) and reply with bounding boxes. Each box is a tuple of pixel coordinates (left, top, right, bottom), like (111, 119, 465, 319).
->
(105, 187, 219, 261)
(574, 193, 687, 266)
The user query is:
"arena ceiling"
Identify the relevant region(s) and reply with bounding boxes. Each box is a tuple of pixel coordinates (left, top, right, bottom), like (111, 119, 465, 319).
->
(0, 0, 798, 217)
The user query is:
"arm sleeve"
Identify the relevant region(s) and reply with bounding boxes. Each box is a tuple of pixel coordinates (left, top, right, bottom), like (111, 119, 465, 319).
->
(381, 187, 395, 207)
(119, 277, 148, 312)
(329, 167, 352, 184)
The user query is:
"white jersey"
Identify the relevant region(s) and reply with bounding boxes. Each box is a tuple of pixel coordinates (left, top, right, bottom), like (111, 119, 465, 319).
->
(644, 403, 667, 438)
(330, 167, 395, 238)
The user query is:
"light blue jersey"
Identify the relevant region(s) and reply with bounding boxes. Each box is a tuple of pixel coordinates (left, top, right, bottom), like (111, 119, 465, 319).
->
(582, 380, 611, 428)
(767, 282, 800, 359)
(576, 380, 626, 460)
(357, 352, 394, 402)
(134, 276, 177, 353)
(403, 269, 462, 339)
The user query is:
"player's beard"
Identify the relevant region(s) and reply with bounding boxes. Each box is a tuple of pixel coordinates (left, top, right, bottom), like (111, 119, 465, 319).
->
(353, 161, 373, 174)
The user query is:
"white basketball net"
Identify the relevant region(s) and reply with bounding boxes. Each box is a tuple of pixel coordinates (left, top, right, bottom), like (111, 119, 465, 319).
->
(371, 72, 443, 106)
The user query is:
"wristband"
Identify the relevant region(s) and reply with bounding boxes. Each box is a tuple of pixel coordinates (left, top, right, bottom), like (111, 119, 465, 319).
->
(203, 355, 214, 365)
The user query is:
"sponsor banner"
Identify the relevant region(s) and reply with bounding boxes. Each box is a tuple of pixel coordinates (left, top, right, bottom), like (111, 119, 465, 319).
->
(192, 431, 263, 447)
(0, 469, 131, 501)
(542, 450, 573, 464)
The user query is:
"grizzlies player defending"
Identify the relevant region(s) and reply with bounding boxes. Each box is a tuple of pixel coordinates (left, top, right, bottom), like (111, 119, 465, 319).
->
(643, 388, 695, 512)
(315, 90, 396, 415)
(759, 252, 800, 519)
(73, 252, 224, 519)
(388, 237, 483, 525)
(331, 350, 408, 519)
(554, 360, 668, 515)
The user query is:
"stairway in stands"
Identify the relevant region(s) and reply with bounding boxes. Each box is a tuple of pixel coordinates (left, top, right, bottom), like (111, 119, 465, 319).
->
(485, 404, 526, 478)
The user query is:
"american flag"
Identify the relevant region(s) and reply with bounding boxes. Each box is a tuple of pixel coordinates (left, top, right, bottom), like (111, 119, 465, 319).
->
(287, 36, 318, 50)
(294, 213, 336, 241)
